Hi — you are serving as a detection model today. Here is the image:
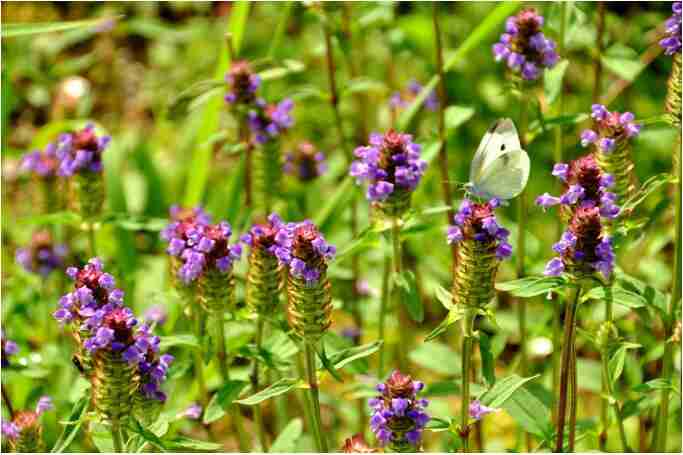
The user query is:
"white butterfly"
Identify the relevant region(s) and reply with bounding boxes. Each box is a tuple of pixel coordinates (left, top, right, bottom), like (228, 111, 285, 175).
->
(466, 118, 530, 201)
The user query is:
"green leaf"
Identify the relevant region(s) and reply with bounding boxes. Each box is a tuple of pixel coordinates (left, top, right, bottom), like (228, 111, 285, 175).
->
(259, 60, 306, 82)
(167, 79, 224, 118)
(444, 105, 475, 132)
(159, 334, 199, 350)
(183, 1, 251, 206)
(479, 374, 540, 408)
(19, 211, 82, 227)
(203, 380, 249, 424)
(632, 378, 673, 393)
(269, 418, 303, 452)
(51, 391, 90, 452)
(128, 418, 167, 451)
(479, 333, 496, 387)
(435, 285, 454, 311)
(335, 228, 380, 262)
(601, 44, 645, 81)
(495, 276, 566, 297)
(608, 346, 627, 385)
(162, 436, 222, 452)
(328, 340, 383, 371)
(487, 379, 553, 439)
(313, 176, 355, 233)
(424, 305, 465, 342)
(620, 173, 674, 214)
(234, 378, 302, 405)
(394, 271, 423, 323)
(408, 342, 460, 375)
(580, 285, 646, 309)
(341, 77, 387, 98)
(317, 345, 344, 382)
(544, 59, 569, 105)
(425, 417, 452, 432)
(396, 1, 521, 130)
(2, 17, 121, 38)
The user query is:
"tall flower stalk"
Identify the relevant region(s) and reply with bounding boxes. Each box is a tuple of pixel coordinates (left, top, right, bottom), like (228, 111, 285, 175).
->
(160, 206, 247, 450)
(274, 220, 336, 452)
(54, 258, 173, 452)
(447, 199, 512, 451)
(350, 131, 427, 376)
(241, 213, 287, 451)
(655, 3, 682, 450)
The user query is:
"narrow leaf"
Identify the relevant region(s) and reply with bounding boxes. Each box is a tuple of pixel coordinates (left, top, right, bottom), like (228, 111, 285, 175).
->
(269, 418, 303, 453)
(51, 392, 90, 453)
(203, 380, 249, 424)
(479, 333, 496, 387)
(2, 17, 121, 38)
(234, 378, 302, 405)
(479, 374, 540, 408)
(544, 59, 569, 104)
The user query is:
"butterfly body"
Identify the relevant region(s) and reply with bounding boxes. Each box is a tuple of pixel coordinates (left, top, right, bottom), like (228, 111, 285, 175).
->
(467, 118, 530, 201)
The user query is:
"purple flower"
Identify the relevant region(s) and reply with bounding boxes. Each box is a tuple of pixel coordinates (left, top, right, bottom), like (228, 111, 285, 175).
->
(493, 8, 558, 81)
(274, 220, 335, 285)
(35, 396, 53, 415)
(144, 305, 167, 326)
(389, 80, 439, 112)
(180, 403, 202, 420)
(2, 330, 19, 367)
(447, 198, 512, 261)
(586, 104, 641, 155)
(248, 98, 294, 145)
(284, 142, 327, 181)
(580, 129, 598, 147)
(15, 231, 68, 277)
(224, 60, 260, 105)
(55, 124, 111, 177)
(1, 421, 19, 439)
(20, 144, 60, 178)
(469, 400, 498, 421)
(660, 2, 682, 55)
(544, 257, 565, 276)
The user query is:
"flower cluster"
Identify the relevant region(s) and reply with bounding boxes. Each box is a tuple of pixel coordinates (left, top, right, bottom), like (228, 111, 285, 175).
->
(273, 220, 335, 284)
(492, 8, 559, 81)
(241, 213, 285, 252)
(20, 143, 60, 178)
(161, 206, 242, 284)
(580, 104, 641, 153)
(54, 258, 173, 401)
(389, 80, 438, 112)
(1, 396, 53, 440)
(248, 98, 295, 145)
(54, 124, 111, 177)
(284, 142, 328, 181)
(1, 330, 19, 367)
(350, 130, 427, 202)
(544, 206, 615, 279)
(225, 60, 261, 105)
(368, 370, 430, 449)
(660, 2, 682, 56)
(15, 230, 68, 277)
(447, 199, 512, 260)
(535, 155, 620, 219)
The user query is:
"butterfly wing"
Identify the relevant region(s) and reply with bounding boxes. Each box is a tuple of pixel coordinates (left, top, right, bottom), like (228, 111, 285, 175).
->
(475, 148, 530, 200)
(470, 118, 521, 184)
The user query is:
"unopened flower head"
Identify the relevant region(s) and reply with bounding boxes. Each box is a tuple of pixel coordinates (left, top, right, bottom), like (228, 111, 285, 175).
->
(2, 330, 19, 367)
(447, 198, 512, 260)
(248, 98, 294, 145)
(492, 8, 559, 81)
(341, 434, 379, 453)
(284, 141, 328, 181)
(20, 143, 60, 178)
(535, 154, 620, 219)
(350, 130, 427, 213)
(581, 104, 641, 154)
(225, 60, 261, 105)
(15, 230, 68, 277)
(389, 80, 439, 112)
(273, 220, 335, 284)
(369, 370, 430, 450)
(54, 123, 111, 177)
(660, 2, 682, 56)
(544, 206, 615, 279)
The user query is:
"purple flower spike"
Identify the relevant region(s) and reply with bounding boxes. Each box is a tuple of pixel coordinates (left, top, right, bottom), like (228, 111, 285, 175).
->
(660, 2, 682, 55)
(248, 98, 294, 145)
(274, 220, 335, 285)
(447, 198, 512, 261)
(493, 8, 558, 81)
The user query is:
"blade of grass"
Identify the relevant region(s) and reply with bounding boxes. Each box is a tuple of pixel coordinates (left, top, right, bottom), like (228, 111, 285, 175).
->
(396, 1, 520, 131)
(2, 16, 122, 38)
(267, 2, 293, 59)
(183, 1, 250, 206)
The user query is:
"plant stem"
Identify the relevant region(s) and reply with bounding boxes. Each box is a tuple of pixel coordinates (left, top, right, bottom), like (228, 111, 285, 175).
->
(250, 316, 268, 451)
(460, 310, 475, 452)
(295, 352, 316, 435)
(555, 285, 581, 453)
(655, 130, 682, 452)
(568, 335, 577, 452)
(592, 1, 606, 103)
(241, 116, 253, 209)
(432, 4, 456, 262)
(1, 386, 14, 417)
(600, 344, 631, 452)
(216, 317, 249, 452)
(600, 285, 613, 451)
(111, 422, 124, 453)
(378, 254, 391, 378)
(552, 1, 567, 423)
(391, 216, 405, 367)
(87, 222, 97, 258)
(192, 310, 208, 405)
(304, 342, 328, 452)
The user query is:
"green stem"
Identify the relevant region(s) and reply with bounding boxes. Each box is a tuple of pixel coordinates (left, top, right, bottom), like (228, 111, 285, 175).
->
(111, 422, 124, 453)
(516, 88, 529, 377)
(378, 254, 391, 378)
(304, 342, 328, 452)
(192, 310, 208, 405)
(656, 130, 682, 452)
(555, 285, 581, 453)
(217, 317, 249, 452)
(87, 222, 97, 258)
(568, 335, 577, 452)
(295, 352, 316, 436)
(391, 216, 408, 371)
(601, 346, 631, 452)
(251, 316, 268, 451)
(460, 311, 475, 453)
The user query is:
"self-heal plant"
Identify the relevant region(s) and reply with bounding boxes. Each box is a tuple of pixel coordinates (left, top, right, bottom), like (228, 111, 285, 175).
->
(15, 230, 68, 277)
(580, 104, 642, 203)
(1, 396, 53, 452)
(276, 219, 335, 452)
(447, 198, 511, 450)
(224, 60, 260, 106)
(284, 142, 328, 182)
(368, 370, 430, 452)
(662, 2, 682, 128)
(492, 8, 559, 81)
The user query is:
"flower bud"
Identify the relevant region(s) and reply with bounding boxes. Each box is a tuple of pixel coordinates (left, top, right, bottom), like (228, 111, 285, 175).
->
(448, 199, 511, 309)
